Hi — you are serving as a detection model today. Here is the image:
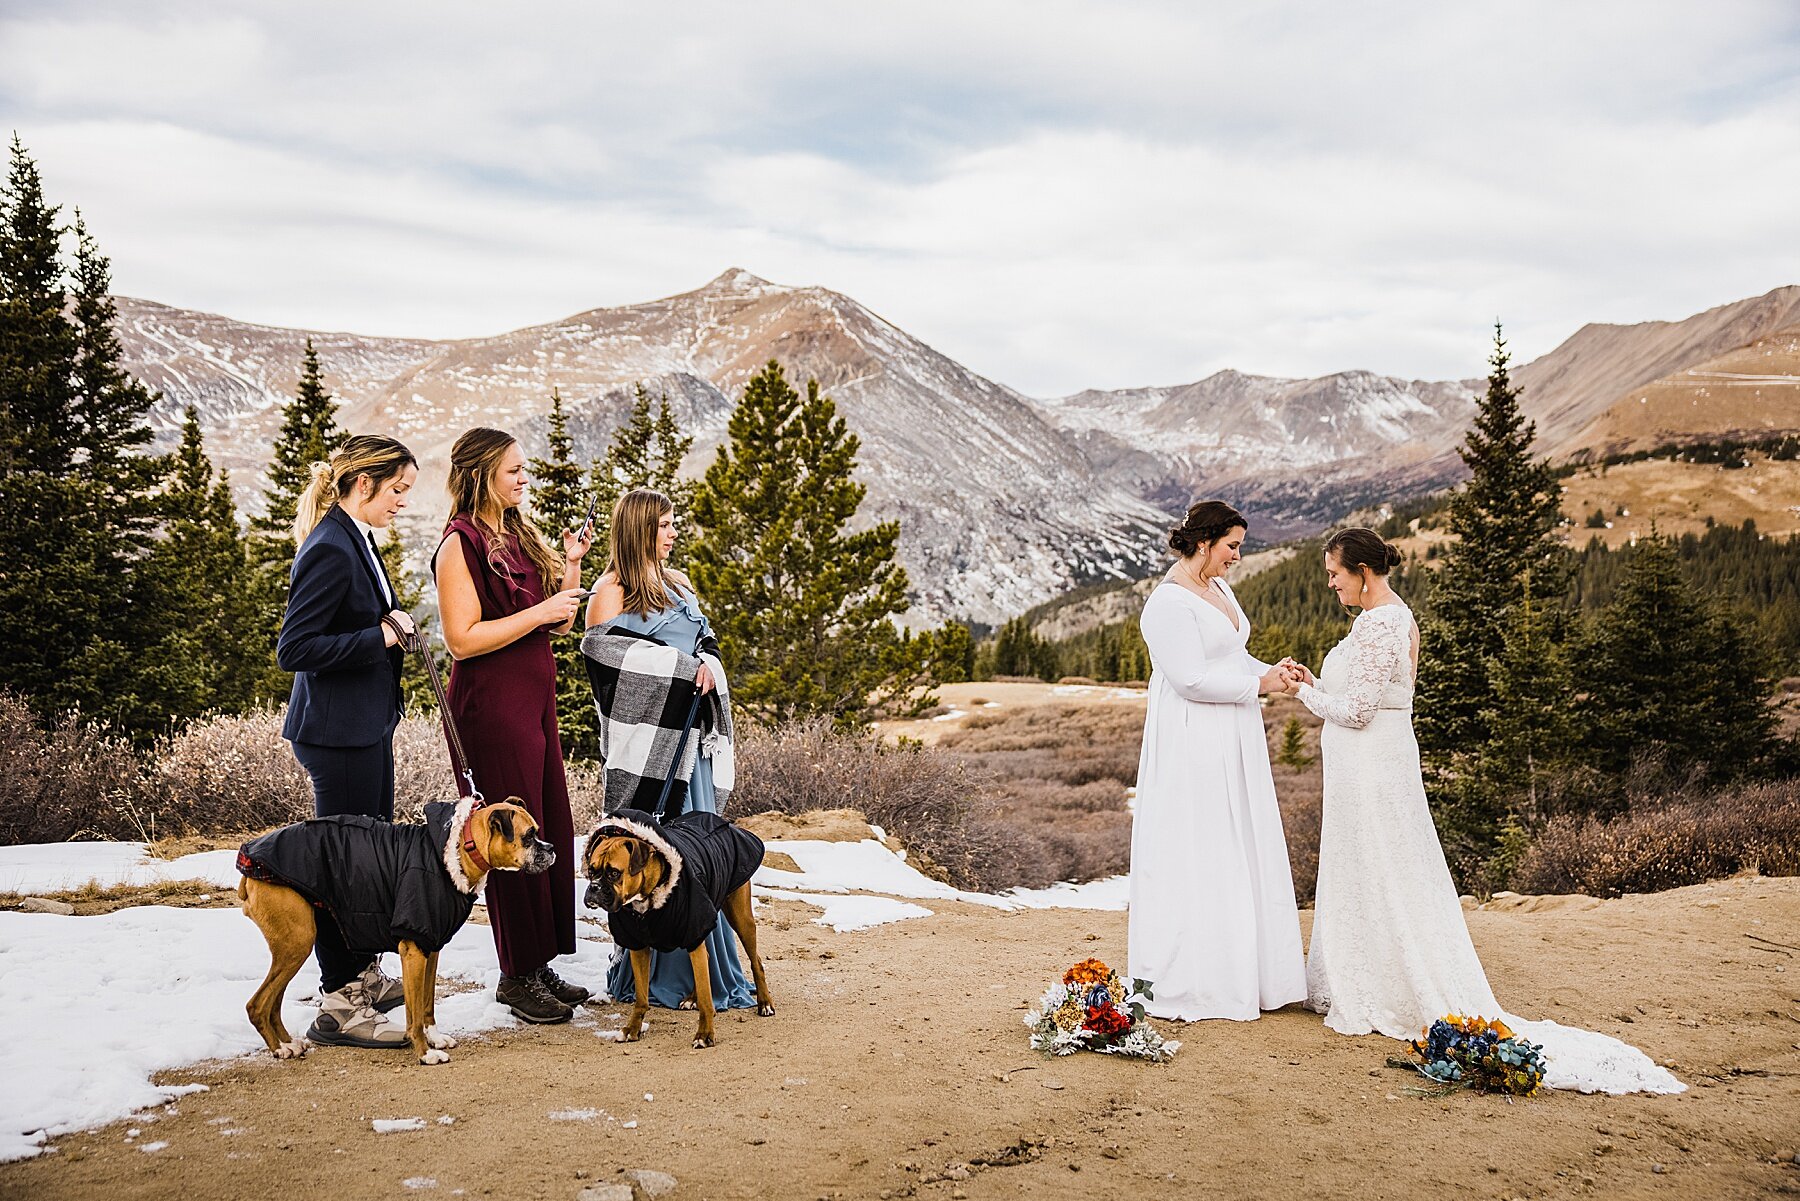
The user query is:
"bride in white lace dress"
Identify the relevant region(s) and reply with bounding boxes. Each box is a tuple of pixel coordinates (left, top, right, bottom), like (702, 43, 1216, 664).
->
(1288, 528, 1683, 1095)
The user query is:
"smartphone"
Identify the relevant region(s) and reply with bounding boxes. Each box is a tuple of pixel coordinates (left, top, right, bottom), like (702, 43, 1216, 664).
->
(582, 493, 598, 538)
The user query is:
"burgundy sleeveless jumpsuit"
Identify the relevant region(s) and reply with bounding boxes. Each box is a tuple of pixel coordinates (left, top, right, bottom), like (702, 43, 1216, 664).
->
(436, 515, 576, 977)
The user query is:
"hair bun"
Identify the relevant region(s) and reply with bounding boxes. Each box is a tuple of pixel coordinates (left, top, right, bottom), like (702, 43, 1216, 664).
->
(1168, 499, 1247, 558)
(308, 460, 334, 486)
(1384, 542, 1402, 569)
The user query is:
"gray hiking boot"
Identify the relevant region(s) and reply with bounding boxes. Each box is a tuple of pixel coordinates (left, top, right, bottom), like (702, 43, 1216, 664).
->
(496, 973, 573, 1024)
(306, 981, 409, 1048)
(356, 960, 406, 1013)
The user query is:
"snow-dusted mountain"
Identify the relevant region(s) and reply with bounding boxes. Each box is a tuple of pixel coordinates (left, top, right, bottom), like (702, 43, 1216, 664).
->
(114, 273, 1800, 622)
(115, 271, 1168, 623)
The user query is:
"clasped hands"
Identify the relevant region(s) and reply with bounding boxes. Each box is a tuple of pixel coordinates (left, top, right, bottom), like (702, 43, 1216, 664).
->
(1260, 656, 1315, 696)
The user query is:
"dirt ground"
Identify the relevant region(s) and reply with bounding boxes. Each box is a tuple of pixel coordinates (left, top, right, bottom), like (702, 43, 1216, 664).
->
(878, 681, 1147, 746)
(5, 875, 1798, 1201)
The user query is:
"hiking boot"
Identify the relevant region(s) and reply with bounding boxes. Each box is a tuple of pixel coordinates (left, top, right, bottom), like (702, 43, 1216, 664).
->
(497, 973, 573, 1024)
(306, 981, 409, 1049)
(536, 964, 592, 1006)
(356, 960, 405, 1013)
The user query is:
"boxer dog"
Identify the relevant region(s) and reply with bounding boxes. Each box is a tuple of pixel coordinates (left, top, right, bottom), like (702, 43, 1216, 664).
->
(237, 796, 553, 1065)
(583, 808, 774, 1049)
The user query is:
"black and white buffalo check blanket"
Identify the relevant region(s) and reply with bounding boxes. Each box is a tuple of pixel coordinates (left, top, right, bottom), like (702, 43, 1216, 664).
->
(580, 625, 736, 817)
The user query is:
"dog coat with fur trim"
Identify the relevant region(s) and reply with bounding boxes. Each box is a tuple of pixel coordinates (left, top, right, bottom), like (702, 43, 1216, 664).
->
(237, 798, 480, 954)
(589, 808, 764, 953)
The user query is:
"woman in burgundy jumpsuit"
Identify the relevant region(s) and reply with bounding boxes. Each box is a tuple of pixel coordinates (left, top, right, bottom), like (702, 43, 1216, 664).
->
(433, 428, 592, 1023)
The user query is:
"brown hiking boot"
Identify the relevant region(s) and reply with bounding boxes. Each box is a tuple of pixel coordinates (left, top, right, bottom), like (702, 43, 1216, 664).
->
(537, 964, 592, 1006)
(497, 973, 573, 1024)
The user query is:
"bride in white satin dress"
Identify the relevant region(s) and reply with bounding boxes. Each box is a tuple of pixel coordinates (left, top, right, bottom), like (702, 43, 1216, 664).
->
(1129, 501, 1308, 1021)
(1290, 528, 1684, 1094)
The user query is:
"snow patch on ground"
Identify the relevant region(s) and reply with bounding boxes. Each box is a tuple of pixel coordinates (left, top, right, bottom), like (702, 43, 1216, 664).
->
(371, 1118, 426, 1134)
(756, 888, 933, 931)
(0, 843, 241, 893)
(1, 834, 1122, 1160)
(1004, 874, 1129, 911)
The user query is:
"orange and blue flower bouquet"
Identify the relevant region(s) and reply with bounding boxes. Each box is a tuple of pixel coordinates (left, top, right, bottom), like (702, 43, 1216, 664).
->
(1025, 958, 1178, 1062)
(1404, 1014, 1547, 1096)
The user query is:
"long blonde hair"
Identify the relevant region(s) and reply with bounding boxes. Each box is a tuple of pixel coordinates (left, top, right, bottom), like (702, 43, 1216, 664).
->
(605, 489, 676, 616)
(293, 435, 416, 544)
(445, 427, 563, 593)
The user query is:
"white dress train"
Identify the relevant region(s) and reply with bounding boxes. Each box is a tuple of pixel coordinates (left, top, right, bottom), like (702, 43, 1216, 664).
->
(1128, 577, 1307, 1021)
(1297, 602, 1684, 1094)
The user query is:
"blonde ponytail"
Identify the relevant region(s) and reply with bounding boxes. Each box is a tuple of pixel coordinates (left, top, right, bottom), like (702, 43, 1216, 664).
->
(290, 435, 418, 545)
(292, 461, 337, 544)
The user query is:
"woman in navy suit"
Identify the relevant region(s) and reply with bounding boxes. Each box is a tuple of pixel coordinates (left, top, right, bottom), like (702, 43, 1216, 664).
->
(276, 433, 418, 1049)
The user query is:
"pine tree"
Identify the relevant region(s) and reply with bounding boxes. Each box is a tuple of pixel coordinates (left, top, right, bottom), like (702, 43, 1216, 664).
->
(126, 408, 261, 734)
(589, 385, 696, 561)
(1576, 534, 1781, 787)
(248, 339, 346, 696)
(530, 387, 585, 542)
(1414, 325, 1568, 855)
(687, 361, 936, 727)
(254, 339, 345, 543)
(1475, 573, 1576, 820)
(0, 139, 162, 727)
(528, 388, 596, 757)
(1275, 716, 1314, 768)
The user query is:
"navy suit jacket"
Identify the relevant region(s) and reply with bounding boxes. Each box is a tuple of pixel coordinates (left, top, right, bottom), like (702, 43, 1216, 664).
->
(278, 505, 405, 747)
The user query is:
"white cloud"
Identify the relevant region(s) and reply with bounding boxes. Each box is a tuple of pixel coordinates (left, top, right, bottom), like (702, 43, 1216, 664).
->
(1, 0, 1796, 393)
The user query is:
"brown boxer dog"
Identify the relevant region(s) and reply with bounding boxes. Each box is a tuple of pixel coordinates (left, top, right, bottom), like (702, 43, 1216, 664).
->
(584, 821, 774, 1050)
(238, 796, 553, 1065)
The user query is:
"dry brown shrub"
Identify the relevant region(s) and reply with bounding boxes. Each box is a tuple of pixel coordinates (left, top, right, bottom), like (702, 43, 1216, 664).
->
(0, 691, 146, 844)
(142, 708, 612, 836)
(729, 719, 1021, 890)
(723, 720, 1022, 889)
(938, 704, 1142, 889)
(1512, 778, 1800, 897)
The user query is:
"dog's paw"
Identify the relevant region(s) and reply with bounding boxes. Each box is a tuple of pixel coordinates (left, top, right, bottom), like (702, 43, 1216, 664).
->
(419, 1049, 451, 1066)
(274, 1039, 309, 1060)
(692, 1032, 715, 1049)
(677, 997, 698, 1011)
(425, 1026, 457, 1050)
(757, 1002, 776, 1018)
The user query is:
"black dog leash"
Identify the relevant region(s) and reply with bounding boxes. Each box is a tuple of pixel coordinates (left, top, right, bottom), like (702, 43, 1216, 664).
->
(654, 692, 706, 823)
(383, 615, 483, 803)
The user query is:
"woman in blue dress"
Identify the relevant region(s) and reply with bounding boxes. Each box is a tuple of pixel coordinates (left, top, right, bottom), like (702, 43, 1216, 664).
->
(585, 488, 756, 1012)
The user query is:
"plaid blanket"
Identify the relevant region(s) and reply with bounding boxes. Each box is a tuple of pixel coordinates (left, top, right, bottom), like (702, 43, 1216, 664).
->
(580, 625, 736, 817)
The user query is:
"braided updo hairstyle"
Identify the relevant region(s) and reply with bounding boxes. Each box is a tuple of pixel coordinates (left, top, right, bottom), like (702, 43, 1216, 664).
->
(1169, 500, 1247, 557)
(1323, 527, 1402, 576)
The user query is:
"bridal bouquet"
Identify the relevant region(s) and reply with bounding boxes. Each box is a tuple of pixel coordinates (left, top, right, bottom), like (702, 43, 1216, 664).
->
(1025, 958, 1178, 1062)
(1403, 1014, 1547, 1096)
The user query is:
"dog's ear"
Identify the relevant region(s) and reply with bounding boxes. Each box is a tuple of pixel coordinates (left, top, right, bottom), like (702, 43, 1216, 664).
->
(488, 807, 516, 843)
(627, 837, 650, 875)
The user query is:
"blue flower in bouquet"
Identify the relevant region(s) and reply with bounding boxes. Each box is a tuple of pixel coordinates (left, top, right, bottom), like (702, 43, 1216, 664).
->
(1086, 984, 1112, 1010)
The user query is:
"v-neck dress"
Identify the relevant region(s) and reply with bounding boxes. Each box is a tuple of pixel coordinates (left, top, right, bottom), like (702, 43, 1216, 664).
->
(1127, 576, 1307, 1021)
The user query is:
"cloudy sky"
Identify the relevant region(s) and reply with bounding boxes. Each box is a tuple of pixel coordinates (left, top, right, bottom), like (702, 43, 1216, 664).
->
(2, 1, 1797, 395)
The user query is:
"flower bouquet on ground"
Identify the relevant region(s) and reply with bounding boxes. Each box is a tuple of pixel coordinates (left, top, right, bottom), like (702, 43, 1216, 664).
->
(1392, 1014, 1547, 1096)
(1025, 958, 1179, 1062)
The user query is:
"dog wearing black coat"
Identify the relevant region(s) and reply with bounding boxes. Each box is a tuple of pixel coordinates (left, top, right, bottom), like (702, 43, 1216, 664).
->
(583, 808, 774, 1048)
(237, 795, 554, 1064)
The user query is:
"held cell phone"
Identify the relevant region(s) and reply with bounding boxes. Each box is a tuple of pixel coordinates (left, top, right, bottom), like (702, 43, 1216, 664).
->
(581, 493, 598, 537)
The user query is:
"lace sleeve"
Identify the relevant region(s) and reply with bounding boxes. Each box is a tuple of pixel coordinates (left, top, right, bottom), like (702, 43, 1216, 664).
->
(1296, 609, 1405, 729)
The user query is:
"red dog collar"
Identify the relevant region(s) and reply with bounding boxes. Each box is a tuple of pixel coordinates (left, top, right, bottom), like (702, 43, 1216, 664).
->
(460, 801, 490, 875)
